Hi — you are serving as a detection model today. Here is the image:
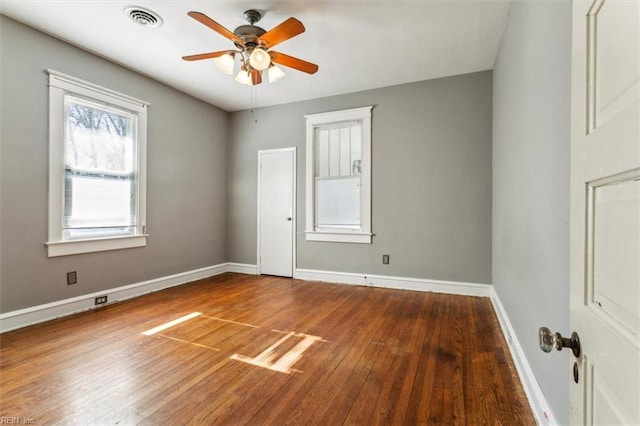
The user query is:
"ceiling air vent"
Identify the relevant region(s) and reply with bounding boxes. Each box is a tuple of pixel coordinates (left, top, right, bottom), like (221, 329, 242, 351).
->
(125, 7, 163, 28)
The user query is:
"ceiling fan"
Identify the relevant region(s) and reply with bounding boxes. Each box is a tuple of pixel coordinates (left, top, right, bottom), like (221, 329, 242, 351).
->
(182, 10, 319, 86)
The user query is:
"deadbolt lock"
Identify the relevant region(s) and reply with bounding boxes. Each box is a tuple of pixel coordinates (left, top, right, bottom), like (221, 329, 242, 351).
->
(538, 327, 581, 358)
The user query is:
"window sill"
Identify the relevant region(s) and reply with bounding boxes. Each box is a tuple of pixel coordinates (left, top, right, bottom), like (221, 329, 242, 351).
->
(46, 234, 148, 257)
(305, 231, 372, 244)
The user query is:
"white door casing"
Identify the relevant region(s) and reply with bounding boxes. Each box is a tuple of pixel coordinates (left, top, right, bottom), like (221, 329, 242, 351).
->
(257, 148, 296, 277)
(570, 0, 640, 424)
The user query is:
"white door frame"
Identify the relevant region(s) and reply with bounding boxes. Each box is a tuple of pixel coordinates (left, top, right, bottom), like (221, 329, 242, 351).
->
(256, 147, 296, 276)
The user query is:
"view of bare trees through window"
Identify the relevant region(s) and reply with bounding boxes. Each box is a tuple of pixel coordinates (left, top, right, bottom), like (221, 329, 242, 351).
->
(63, 97, 137, 236)
(65, 99, 132, 173)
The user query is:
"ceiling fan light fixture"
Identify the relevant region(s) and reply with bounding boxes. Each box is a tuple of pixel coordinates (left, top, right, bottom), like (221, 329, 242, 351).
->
(249, 48, 271, 71)
(234, 69, 253, 86)
(214, 53, 235, 75)
(268, 65, 286, 83)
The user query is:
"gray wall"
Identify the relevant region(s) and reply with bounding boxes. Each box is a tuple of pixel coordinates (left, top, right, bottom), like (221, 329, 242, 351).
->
(1, 9, 572, 421)
(228, 71, 493, 284)
(492, 1, 571, 423)
(0, 17, 229, 312)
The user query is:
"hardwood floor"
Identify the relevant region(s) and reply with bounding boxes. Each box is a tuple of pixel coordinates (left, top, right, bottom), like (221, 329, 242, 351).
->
(0, 273, 534, 425)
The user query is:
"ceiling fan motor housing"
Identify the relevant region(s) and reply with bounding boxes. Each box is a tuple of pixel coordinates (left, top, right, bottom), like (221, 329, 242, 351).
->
(234, 9, 267, 51)
(234, 24, 266, 50)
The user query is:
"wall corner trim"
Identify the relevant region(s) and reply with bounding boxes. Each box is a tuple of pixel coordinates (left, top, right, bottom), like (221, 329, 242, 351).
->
(489, 286, 558, 425)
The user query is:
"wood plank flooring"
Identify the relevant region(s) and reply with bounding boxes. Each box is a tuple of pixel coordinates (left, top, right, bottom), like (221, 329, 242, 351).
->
(0, 273, 535, 425)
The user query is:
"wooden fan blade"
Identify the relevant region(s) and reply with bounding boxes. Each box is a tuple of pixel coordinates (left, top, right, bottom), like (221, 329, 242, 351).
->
(250, 69, 263, 85)
(182, 51, 230, 61)
(187, 11, 244, 45)
(269, 51, 319, 74)
(258, 17, 305, 48)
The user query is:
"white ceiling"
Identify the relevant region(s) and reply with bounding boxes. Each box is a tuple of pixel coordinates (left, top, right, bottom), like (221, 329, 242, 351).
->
(1, 1, 511, 112)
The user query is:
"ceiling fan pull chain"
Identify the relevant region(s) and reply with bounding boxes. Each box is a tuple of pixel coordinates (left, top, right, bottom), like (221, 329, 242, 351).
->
(251, 87, 259, 124)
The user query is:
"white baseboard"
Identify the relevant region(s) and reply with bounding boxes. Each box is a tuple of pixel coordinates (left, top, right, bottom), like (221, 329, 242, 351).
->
(227, 262, 258, 275)
(294, 268, 492, 297)
(0, 263, 229, 333)
(490, 287, 557, 425)
(1, 264, 492, 333)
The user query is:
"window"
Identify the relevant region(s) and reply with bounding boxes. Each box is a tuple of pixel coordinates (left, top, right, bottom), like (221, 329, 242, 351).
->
(305, 106, 372, 243)
(46, 70, 149, 257)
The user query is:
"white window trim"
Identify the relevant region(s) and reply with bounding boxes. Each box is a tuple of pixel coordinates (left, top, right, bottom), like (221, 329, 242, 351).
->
(46, 69, 150, 257)
(304, 106, 373, 244)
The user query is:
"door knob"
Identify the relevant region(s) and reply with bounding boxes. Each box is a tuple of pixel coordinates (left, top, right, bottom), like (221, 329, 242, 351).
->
(538, 327, 581, 357)
(287, 217, 292, 221)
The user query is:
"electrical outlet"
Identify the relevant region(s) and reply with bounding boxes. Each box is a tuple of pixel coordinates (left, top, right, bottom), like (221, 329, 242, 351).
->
(95, 296, 108, 305)
(382, 255, 390, 264)
(67, 271, 77, 285)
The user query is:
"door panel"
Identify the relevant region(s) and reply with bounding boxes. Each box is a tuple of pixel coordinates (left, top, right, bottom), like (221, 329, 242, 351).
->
(589, 365, 634, 425)
(258, 149, 295, 277)
(571, 0, 640, 424)
(587, 0, 639, 131)
(590, 176, 640, 336)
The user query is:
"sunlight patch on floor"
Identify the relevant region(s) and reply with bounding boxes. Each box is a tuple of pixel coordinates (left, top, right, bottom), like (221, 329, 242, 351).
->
(141, 312, 202, 336)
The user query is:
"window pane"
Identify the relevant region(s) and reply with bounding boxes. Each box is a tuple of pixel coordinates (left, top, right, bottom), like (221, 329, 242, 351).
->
(311, 118, 366, 231)
(65, 97, 136, 174)
(64, 173, 135, 229)
(63, 95, 137, 237)
(316, 177, 361, 228)
(315, 122, 362, 179)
